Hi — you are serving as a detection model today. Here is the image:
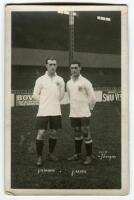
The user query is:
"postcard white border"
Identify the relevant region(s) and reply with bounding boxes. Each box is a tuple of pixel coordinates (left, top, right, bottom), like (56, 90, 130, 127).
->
(5, 4, 129, 196)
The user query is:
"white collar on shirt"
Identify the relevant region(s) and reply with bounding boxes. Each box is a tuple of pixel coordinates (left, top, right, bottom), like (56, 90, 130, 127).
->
(45, 71, 57, 79)
(71, 74, 82, 82)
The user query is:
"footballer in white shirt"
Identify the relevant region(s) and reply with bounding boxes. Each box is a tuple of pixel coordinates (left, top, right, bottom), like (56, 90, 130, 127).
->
(33, 57, 65, 166)
(67, 61, 96, 165)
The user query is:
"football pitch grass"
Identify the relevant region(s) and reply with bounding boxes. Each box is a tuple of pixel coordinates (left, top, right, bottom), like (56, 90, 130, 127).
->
(11, 103, 121, 189)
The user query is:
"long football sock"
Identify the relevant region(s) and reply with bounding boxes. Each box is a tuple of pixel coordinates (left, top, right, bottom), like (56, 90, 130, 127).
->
(49, 137, 57, 153)
(36, 139, 44, 156)
(75, 138, 83, 154)
(85, 139, 92, 156)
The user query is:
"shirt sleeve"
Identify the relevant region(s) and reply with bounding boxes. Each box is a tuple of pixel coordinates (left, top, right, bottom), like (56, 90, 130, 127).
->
(32, 79, 41, 101)
(85, 81, 96, 111)
(66, 82, 70, 99)
(59, 78, 65, 101)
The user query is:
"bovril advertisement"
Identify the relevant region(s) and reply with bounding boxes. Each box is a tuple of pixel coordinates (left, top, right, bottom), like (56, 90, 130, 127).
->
(15, 94, 39, 106)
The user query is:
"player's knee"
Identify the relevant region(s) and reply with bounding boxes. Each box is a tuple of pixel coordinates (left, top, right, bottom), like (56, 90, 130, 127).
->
(50, 129, 57, 139)
(74, 127, 81, 132)
(73, 127, 82, 138)
(74, 132, 82, 138)
(82, 126, 90, 138)
(37, 129, 45, 140)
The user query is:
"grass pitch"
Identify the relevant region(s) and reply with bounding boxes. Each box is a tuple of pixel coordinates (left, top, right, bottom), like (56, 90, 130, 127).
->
(11, 103, 121, 189)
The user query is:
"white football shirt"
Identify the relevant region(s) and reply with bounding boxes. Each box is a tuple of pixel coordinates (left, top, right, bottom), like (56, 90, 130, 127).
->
(67, 75, 96, 118)
(32, 72, 65, 116)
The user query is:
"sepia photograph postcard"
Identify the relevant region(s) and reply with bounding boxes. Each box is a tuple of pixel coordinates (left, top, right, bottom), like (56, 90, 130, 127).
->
(5, 4, 129, 195)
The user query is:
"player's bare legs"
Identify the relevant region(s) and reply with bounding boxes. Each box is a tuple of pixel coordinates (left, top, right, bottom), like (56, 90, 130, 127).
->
(82, 126, 93, 165)
(36, 129, 45, 166)
(68, 127, 83, 161)
(48, 129, 58, 161)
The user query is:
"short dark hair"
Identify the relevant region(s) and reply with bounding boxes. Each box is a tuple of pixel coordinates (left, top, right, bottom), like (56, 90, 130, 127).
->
(70, 60, 81, 67)
(46, 57, 56, 64)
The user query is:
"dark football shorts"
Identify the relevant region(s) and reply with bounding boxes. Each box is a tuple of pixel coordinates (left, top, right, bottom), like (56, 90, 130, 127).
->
(70, 117, 90, 128)
(36, 116, 62, 130)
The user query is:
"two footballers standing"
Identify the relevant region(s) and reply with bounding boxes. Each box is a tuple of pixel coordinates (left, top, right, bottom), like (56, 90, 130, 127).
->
(33, 57, 96, 166)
